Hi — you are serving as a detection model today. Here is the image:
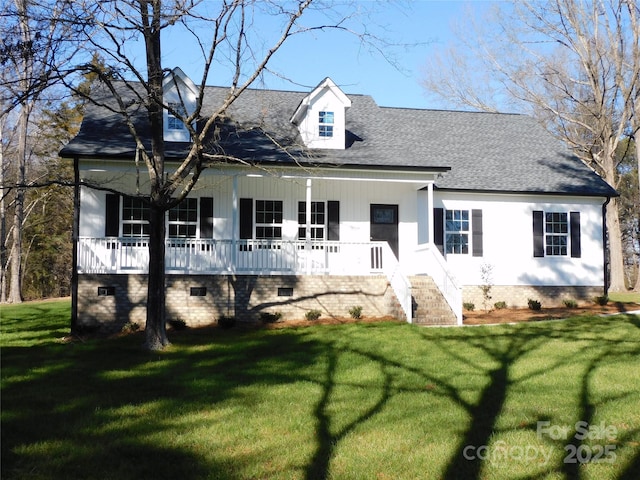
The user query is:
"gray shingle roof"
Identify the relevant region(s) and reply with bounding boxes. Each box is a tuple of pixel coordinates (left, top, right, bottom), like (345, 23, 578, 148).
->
(60, 80, 617, 197)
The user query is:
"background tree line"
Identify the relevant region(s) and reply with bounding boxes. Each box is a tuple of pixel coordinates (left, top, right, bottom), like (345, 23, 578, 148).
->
(0, 0, 638, 313)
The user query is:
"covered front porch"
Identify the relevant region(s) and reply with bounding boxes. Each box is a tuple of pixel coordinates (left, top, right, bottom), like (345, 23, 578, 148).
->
(77, 237, 462, 324)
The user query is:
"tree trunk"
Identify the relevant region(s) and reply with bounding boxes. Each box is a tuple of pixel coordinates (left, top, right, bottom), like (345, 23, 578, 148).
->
(606, 198, 627, 292)
(144, 203, 169, 350)
(141, 0, 168, 350)
(8, 103, 30, 304)
(0, 118, 6, 303)
(634, 138, 640, 292)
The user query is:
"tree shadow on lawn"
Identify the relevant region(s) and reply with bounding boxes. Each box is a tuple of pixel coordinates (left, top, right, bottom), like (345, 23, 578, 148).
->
(1, 325, 331, 480)
(416, 315, 640, 480)
(2, 313, 639, 480)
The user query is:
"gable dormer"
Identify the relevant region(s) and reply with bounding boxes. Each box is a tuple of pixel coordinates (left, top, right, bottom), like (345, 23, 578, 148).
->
(162, 67, 198, 142)
(290, 78, 351, 150)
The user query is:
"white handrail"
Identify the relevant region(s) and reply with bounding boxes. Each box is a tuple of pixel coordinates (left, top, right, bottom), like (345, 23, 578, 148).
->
(78, 237, 389, 276)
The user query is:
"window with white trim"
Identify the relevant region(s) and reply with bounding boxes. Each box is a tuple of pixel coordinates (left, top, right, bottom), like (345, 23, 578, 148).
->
(298, 201, 326, 240)
(445, 209, 469, 254)
(533, 210, 581, 258)
(168, 102, 186, 130)
(318, 111, 334, 137)
(545, 212, 568, 256)
(168, 198, 197, 238)
(122, 197, 149, 237)
(255, 200, 283, 239)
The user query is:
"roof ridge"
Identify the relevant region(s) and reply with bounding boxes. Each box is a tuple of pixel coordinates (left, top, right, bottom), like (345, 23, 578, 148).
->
(380, 105, 524, 116)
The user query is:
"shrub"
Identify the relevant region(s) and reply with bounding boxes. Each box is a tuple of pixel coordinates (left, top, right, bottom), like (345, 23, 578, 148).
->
(494, 301, 507, 310)
(563, 299, 578, 309)
(121, 321, 140, 333)
(593, 295, 609, 306)
(527, 299, 542, 311)
(305, 309, 322, 321)
(168, 319, 187, 330)
(463, 302, 475, 312)
(218, 315, 236, 329)
(348, 306, 363, 319)
(260, 311, 282, 324)
(479, 263, 494, 312)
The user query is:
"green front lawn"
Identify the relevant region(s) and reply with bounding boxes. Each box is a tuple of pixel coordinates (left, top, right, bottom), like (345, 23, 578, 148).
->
(1, 300, 639, 479)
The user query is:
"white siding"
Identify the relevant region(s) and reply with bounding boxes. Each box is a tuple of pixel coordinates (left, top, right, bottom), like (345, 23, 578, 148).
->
(78, 160, 606, 288)
(432, 192, 605, 287)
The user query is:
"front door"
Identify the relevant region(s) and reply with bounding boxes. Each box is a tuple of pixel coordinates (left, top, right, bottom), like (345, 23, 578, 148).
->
(370, 204, 399, 260)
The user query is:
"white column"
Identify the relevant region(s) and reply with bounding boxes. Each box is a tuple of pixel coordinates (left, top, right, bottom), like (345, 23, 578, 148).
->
(427, 181, 434, 245)
(232, 175, 238, 269)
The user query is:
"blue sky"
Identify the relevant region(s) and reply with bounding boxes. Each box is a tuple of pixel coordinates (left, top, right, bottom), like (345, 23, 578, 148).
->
(159, 1, 498, 110)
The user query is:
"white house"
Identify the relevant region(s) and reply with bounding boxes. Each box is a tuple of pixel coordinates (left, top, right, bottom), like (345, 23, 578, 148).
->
(60, 69, 617, 331)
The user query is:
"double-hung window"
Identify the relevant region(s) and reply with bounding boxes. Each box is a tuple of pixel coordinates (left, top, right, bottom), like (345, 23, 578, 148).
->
(544, 212, 568, 256)
(168, 102, 186, 131)
(122, 197, 149, 237)
(318, 111, 334, 137)
(168, 198, 197, 238)
(445, 209, 469, 254)
(255, 200, 283, 239)
(533, 210, 581, 258)
(298, 201, 326, 240)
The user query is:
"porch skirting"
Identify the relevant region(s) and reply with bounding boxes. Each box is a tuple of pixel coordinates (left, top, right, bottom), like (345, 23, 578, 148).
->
(77, 274, 404, 331)
(461, 285, 606, 310)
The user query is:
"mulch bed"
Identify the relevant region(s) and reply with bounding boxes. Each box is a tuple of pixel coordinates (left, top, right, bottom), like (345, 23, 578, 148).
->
(463, 302, 640, 325)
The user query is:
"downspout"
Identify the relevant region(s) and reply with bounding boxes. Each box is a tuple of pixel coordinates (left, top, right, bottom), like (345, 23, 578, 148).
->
(71, 156, 80, 333)
(602, 197, 611, 296)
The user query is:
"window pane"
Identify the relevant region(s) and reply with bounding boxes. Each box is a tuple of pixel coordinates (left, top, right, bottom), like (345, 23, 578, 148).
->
(168, 102, 186, 130)
(168, 198, 197, 238)
(319, 125, 333, 137)
(298, 201, 326, 240)
(319, 111, 334, 124)
(446, 233, 468, 254)
(445, 209, 469, 233)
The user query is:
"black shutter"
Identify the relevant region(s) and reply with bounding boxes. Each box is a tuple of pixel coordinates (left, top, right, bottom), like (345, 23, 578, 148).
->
(533, 210, 544, 257)
(200, 197, 214, 239)
(434, 208, 444, 255)
(570, 211, 581, 258)
(105, 194, 120, 237)
(239, 198, 253, 239)
(472, 209, 483, 257)
(328, 201, 340, 241)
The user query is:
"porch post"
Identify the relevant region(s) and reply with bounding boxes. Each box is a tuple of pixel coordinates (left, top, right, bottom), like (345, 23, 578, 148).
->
(232, 175, 238, 269)
(427, 181, 434, 245)
(305, 178, 312, 274)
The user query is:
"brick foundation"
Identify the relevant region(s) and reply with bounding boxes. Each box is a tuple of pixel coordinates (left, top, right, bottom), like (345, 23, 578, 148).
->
(462, 285, 606, 310)
(77, 274, 400, 332)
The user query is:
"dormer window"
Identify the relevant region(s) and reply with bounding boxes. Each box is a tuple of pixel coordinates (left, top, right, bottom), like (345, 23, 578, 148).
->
(290, 78, 351, 150)
(168, 102, 186, 130)
(162, 68, 198, 142)
(319, 111, 334, 137)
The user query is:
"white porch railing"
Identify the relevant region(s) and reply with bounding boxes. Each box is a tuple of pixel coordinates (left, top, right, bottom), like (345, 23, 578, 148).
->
(77, 237, 414, 321)
(414, 244, 463, 325)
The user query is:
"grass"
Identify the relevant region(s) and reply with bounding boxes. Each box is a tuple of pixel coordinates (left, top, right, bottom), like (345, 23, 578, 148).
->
(1, 299, 640, 480)
(608, 291, 640, 304)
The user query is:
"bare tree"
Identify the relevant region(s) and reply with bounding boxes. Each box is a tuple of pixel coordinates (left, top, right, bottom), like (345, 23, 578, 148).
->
(64, 0, 382, 350)
(422, 0, 640, 292)
(0, 0, 83, 303)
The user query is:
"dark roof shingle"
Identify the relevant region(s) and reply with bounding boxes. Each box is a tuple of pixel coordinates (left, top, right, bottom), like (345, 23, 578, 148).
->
(60, 80, 617, 197)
